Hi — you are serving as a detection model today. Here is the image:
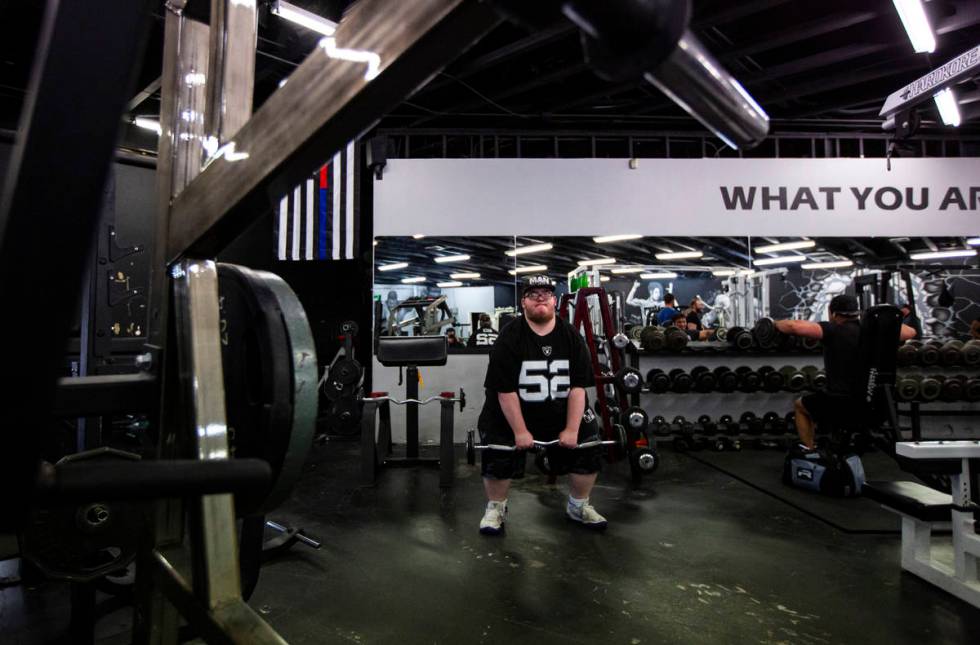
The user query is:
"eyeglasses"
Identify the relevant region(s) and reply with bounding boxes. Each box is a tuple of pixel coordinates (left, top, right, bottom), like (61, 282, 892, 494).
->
(524, 289, 554, 301)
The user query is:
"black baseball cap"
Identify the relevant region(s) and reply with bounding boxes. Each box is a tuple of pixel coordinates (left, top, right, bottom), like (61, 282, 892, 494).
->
(521, 274, 555, 297)
(829, 294, 860, 316)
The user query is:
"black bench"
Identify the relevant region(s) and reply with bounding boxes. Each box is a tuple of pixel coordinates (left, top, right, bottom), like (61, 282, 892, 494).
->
(863, 480, 953, 522)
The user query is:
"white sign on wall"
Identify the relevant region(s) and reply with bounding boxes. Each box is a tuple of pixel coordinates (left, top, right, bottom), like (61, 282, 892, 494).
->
(374, 158, 980, 236)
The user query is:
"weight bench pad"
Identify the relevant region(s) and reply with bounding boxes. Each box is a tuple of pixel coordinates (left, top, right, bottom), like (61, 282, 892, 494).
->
(377, 336, 448, 367)
(863, 480, 953, 522)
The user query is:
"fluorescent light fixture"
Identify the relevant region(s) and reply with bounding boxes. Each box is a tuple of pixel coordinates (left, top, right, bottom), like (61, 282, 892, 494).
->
(412, 234, 425, 239)
(593, 234, 643, 244)
(892, 0, 935, 53)
(753, 255, 808, 266)
(437, 281, 462, 288)
(378, 262, 408, 272)
(611, 267, 646, 274)
(434, 254, 470, 264)
(909, 249, 977, 260)
(134, 117, 161, 134)
(451, 272, 480, 279)
(372, 240, 378, 246)
(640, 272, 677, 279)
(753, 240, 816, 253)
(508, 265, 548, 275)
(934, 88, 961, 127)
(505, 243, 553, 256)
(271, 0, 337, 36)
(801, 260, 854, 270)
(655, 250, 703, 260)
(401, 277, 425, 284)
(600, 276, 611, 282)
(577, 258, 616, 267)
(967, 237, 980, 246)
(712, 269, 736, 277)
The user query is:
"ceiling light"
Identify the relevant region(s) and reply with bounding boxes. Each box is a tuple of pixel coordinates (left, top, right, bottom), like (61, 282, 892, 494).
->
(640, 272, 677, 279)
(577, 258, 616, 267)
(451, 272, 480, 279)
(505, 243, 553, 256)
(892, 0, 935, 53)
(801, 260, 854, 270)
(967, 237, 980, 246)
(401, 277, 425, 284)
(712, 269, 736, 277)
(753, 256, 808, 266)
(508, 265, 548, 275)
(655, 250, 703, 260)
(753, 240, 816, 253)
(593, 234, 643, 244)
(134, 117, 161, 134)
(434, 254, 470, 264)
(599, 276, 611, 282)
(372, 240, 378, 246)
(909, 249, 977, 260)
(437, 281, 462, 288)
(378, 262, 408, 272)
(934, 88, 961, 127)
(412, 234, 425, 239)
(271, 0, 337, 36)
(611, 267, 645, 274)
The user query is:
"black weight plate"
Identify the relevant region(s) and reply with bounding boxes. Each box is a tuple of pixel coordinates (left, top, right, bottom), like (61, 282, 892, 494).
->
(331, 358, 362, 386)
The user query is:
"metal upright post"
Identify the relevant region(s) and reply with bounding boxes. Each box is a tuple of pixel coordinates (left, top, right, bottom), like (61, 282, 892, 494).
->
(407, 366, 420, 459)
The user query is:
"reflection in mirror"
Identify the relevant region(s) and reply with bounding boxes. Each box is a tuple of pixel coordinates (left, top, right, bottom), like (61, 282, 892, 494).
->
(375, 235, 980, 344)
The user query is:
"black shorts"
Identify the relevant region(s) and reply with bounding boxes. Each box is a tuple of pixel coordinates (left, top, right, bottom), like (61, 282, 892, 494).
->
(480, 409, 603, 480)
(800, 391, 867, 428)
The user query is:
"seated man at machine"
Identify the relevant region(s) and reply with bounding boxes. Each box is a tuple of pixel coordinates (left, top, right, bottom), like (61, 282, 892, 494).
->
(467, 313, 499, 347)
(898, 302, 922, 339)
(445, 327, 463, 347)
(683, 297, 715, 341)
(671, 310, 699, 341)
(774, 295, 917, 452)
(478, 274, 606, 535)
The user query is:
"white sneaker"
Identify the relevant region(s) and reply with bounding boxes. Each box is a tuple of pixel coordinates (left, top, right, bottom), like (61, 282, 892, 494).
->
(479, 500, 507, 535)
(566, 501, 608, 530)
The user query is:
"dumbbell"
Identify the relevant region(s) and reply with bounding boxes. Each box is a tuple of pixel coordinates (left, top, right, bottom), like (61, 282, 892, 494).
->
(762, 411, 783, 433)
(800, 336, 821, 351)
(897, 340, 919, 366)
(963, 339, 980, 366)
(646, 368, 671, 393)
(628, 325, 644, 341)
(913, 373, 942, 401)
(777, 333, 799, 352)
(964, 376, 980, 402)
(779, 365, 807, 392)
(717, 414, 737, 436)
(691, 366, 717, 393)
(663, 326, 689, 351)
(919, 340, 941, 366)
(623, 406, 649, 434)
(712, 366, 738, 393)
(895, 373, 921, 401)
(714, 327, 728, 342)
(669, 368, 693, 393)
(800, 365, 826, 390)
(650, 415, 672, 436)
(641, 326, 666, 351)
(735, 366, 761, 392)
(935, 375, 965, 402)
(753, 317, 779, 347)
(615, 366, 644, 394)
(757, 366, 785, 392)
(740, 411, 763, 435)
(939, 340, 964, 366)
(697, 414, 716, 434)
(727, 326, 754, 351)
(672, 415, 695, 451)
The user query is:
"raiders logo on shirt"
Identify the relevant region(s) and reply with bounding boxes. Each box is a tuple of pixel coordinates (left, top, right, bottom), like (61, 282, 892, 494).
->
(542, 345, 552, 357)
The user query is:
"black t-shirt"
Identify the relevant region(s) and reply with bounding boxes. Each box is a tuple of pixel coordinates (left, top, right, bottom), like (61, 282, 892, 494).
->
(820, 319, 861, 396)
(479, 316, 594, 437)
(467, 326, 499, 347)
(686, 310, 703, 331)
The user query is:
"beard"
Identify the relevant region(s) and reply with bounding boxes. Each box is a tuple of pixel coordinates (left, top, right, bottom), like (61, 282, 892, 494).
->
(525, 303, 555, 324)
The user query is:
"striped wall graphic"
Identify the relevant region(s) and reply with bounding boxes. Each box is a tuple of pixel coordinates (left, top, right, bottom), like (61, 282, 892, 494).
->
(274, 140, 359, 261)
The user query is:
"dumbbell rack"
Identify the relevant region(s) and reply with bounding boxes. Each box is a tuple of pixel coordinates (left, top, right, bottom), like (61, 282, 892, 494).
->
(895, 339, 980, 438)
(637, 343, 825, 451)
(559, 287, 654, 483)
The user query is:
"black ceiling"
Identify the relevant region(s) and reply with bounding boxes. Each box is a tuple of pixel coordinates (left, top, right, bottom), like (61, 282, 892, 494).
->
(2, 1, 980, 146)
(373, 235, 979, 286)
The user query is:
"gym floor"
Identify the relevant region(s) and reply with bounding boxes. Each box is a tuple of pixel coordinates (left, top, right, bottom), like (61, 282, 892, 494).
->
(3, 443, 980, 644)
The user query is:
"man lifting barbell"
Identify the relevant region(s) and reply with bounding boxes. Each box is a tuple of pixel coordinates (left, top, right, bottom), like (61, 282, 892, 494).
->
(477, 274, 607, 535)
(773, 295, 917, 452)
